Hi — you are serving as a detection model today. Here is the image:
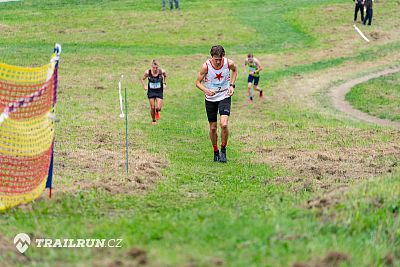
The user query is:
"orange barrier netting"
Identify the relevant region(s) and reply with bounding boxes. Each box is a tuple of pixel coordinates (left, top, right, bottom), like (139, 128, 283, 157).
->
(0, 77, 55, 120)
(0, 51, 59, 211)
(0, 147, 52, 195)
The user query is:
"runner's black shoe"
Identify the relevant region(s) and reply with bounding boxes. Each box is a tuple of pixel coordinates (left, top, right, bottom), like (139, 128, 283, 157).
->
(219, 150, 227, 163)
(214, 151, 220, 162)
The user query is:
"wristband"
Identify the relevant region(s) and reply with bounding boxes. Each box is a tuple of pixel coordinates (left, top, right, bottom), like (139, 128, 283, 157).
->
(230, 83, 235, 88)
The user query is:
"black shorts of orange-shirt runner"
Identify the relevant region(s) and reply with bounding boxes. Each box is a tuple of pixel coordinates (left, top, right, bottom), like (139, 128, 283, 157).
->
(205, 97, 231, 122)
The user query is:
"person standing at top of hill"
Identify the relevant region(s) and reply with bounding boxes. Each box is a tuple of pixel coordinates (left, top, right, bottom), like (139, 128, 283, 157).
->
(162, 0, 179, 11)
(363, 0, 373, 25)
(195, 45, 237, 163)
(244, 53, 264, 102)
(140, 59, 167, 125)
(353, 0, 364, 23)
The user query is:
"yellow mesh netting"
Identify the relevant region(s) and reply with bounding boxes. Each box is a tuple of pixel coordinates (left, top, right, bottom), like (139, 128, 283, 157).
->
(0, 54, 58, 210)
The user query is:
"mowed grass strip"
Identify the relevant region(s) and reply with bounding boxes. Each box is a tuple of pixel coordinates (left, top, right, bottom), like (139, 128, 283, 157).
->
(346, 72, 400, 121)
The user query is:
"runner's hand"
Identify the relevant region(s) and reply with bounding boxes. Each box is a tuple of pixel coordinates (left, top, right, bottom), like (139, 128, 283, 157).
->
(144, 85, 148, 91)
(228, 86, 234, 96)
(203, 88, 215, 96)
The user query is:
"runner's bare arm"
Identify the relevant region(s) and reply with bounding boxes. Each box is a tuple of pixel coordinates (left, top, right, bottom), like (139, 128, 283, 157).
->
(229, 59, 237, 85)
(254, 58, 263, 74)
(195, 63, 215, 96)
(141, 71, 148, 90)
(228, 59, 237, 96)
(162, 69, 167, 88)
(243, 59, 248, 74)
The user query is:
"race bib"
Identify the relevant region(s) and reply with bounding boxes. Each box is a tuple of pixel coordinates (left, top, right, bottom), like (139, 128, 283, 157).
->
(249, 66, 257, 72)
(149, 82, 161, 89)
(209, 81, 228, 91)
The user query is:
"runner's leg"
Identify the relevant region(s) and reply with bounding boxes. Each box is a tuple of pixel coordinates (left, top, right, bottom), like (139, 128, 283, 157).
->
(248, 75, 254, 101)
(219, 97, 231, 163)
(253, 77, 263, 98)
(209, 122, 218, 147)
(220, 115, 229, 163)
(220, 115, 229, 148)
(248, 83, 253, 99)
(156, 98, 163, 111)
(149, 98, 156, 123)
(206, 100, 220, 161)
(156, 98, 163, 120)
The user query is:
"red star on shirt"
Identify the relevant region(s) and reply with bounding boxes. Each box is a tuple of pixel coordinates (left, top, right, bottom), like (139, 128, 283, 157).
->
(214, 72, 224, 81)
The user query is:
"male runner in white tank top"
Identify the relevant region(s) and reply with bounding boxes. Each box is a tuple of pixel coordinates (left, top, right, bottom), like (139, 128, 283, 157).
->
(195, 45, 237, 163)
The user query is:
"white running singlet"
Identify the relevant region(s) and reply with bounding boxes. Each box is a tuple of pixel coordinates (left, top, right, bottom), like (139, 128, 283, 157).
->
(204, 57, 231, 102)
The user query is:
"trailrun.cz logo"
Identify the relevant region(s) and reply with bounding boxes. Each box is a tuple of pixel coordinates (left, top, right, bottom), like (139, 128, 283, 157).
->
(14, 233, 122, 253)
(14, 233, 31, 254)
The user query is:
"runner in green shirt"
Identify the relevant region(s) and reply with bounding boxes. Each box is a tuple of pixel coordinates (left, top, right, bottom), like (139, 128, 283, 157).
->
(244, 53, 263, 102)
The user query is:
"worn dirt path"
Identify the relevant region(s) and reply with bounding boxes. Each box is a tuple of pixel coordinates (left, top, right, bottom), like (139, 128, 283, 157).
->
(330, 66, 400, 128)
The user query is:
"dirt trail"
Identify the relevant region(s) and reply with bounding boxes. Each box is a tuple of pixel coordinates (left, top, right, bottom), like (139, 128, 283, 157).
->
(330, 67, 400, 128)
(236, 53, 400, 206)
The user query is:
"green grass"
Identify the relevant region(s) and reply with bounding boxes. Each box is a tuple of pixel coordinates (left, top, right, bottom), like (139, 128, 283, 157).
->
(1, 0, 400, 266)
(346, 72, 400, 121)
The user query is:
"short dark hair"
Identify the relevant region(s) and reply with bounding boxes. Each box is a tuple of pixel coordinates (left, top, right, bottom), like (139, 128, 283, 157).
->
(247, 53, 253, 58)
(210, 45, 225, 57)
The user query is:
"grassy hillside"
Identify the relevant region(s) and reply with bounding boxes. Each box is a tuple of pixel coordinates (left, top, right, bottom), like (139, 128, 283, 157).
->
(1, 0, 400, 266)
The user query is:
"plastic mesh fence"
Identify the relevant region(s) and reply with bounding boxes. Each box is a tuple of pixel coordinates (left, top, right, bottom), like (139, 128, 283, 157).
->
(0, 55, 58, 210)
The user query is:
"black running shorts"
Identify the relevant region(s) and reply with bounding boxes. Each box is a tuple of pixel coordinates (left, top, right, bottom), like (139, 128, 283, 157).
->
(205, 97, 231, 122)
(148, 89, 163, 99)
(248, 75, 260, 85)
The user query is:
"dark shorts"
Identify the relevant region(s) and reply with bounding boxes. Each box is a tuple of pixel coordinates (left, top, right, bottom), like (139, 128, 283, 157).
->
(205, 97, 231, 122)
(248, 75, 260, 85)
(148, 89, 163, 99)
